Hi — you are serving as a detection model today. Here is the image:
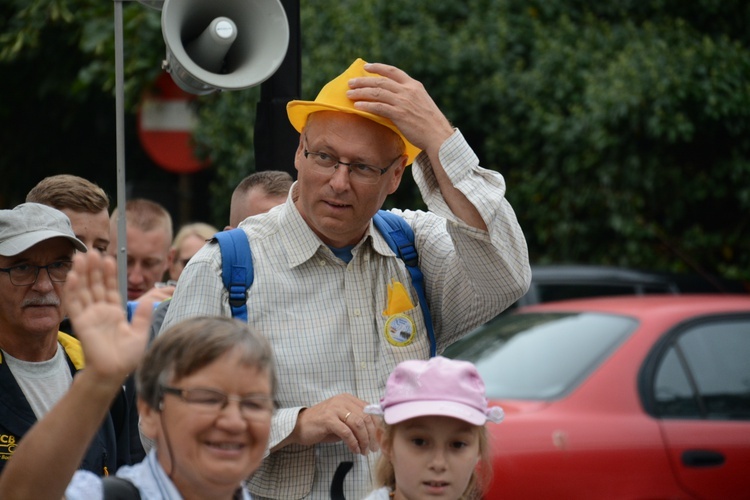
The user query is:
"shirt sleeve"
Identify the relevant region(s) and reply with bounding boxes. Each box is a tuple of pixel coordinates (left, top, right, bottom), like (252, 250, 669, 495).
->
(407, 129, 531, 350)
(161, 242, 229, 332)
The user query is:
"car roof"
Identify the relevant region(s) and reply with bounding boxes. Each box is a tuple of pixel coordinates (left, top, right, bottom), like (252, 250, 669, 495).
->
(521, 294, 750, 317)
(530, 265, 678, 285)
(528, 264, 748, 293)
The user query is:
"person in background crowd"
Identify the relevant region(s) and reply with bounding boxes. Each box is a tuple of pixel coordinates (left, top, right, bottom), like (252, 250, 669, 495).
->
(0, 249, 276, 500)
(227, 170, 294, 230)
(109, 198, 174, 464)
(0, 203, 128, 475)
(148, 172, 292, 342)
(167, 222, 219, 282)
(26, 174, 112, 336)
(26, 174, 111, 254)
(162, 58, 531, 498)
(108, 198, 174, 303)
(363, 356, 503, 500)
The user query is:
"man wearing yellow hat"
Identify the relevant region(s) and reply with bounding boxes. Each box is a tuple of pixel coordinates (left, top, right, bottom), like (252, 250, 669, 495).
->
(163, 58, 531, 499)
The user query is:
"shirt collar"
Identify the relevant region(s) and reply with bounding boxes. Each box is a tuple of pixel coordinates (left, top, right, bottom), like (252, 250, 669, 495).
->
(278, 188, 328, 268)
(279, 184, 398, 266)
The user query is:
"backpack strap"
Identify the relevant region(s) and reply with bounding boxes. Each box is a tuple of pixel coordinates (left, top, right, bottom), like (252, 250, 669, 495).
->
(373, 210, 437, 357)
(330, 461, 354, 500)
(213, 218, 435, 356)
(214, 229, 254, 322)
(102, 476, 142, 500)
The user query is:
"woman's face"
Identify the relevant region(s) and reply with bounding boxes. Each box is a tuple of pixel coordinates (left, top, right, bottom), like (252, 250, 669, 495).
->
(140, 347, 273, 499)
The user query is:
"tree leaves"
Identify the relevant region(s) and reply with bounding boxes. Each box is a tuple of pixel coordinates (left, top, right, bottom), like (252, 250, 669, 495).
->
(1, 0, 748, 281)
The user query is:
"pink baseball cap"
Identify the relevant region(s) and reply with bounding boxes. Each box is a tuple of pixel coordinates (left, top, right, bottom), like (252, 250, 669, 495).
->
(365, 356, 504, 426)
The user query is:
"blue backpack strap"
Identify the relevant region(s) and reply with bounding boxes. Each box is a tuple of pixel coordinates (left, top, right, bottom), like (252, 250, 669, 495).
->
(373, 210, 436, 357)
(214, 229, 254, 322)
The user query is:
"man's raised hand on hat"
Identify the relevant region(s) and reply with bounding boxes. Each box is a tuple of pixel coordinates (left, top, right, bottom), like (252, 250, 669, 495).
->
(347, 62, 487, 231)
(346, 62, 454, 159)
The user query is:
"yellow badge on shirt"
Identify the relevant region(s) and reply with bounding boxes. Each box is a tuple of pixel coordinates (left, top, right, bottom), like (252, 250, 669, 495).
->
(385, 313, 416, 346)
(383, 280, 415, 315)
(383, 280, 416, 346)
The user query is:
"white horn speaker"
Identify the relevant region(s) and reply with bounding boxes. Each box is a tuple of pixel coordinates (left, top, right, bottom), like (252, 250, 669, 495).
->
(161, 0, 290, 95)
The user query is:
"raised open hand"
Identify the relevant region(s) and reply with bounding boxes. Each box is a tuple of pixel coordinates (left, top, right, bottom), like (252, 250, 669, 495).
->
(63, 251, 153, 384)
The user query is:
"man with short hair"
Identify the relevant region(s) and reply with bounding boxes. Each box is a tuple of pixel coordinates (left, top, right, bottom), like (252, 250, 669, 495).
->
(148, 175, 290, 339)
(0, 203, 126, 474)
(26, 174, 111, 254)
(108, 198, 174, 464)
(227, 170, 294, 229)
(108, 198, 173, 302)
(164, 59, 531, 498)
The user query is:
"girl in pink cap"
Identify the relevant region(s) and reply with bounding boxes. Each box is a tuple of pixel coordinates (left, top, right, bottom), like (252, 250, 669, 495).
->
(363, 356, 504, 499)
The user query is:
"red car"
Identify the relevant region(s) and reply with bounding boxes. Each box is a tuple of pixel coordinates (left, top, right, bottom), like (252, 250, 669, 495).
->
(444, 295, 750, 499)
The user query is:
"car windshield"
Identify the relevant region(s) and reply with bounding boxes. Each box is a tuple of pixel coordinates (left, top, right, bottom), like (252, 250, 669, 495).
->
(444, 312, 638, 400)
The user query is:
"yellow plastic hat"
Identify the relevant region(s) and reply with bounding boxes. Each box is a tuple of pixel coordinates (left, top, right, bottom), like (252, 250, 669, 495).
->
(287, 58, 421, 165)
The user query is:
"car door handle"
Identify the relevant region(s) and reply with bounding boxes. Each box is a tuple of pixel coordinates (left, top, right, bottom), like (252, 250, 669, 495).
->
(682, 450, 725, 467)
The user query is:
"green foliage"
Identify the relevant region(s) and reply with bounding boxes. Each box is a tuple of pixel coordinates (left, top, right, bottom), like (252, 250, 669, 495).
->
(192, 88, 260, 225)
(483, 4, 750, 281)
(1, 0, 749, 281)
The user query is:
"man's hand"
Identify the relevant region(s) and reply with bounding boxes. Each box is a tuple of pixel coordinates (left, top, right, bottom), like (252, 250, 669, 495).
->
(287, 394, 379, 455)
(63, 252, 153, 385)
(346, 62, 454, 157)
(348, 61, 488, 230)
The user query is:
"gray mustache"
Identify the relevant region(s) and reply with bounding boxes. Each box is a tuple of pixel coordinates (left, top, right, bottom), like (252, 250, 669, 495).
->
(22, 295, 60, 307)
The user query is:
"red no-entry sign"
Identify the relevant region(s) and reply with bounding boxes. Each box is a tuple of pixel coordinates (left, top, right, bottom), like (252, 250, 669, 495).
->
(137, 73, 210, 174)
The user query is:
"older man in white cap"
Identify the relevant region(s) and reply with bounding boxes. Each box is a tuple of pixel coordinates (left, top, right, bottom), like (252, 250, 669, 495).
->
(0, 203, 129, 475)
(164, 59, 531, 498)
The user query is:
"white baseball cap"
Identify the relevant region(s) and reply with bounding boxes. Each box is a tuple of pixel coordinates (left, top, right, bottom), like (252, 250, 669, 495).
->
(0, 203, 87, 256)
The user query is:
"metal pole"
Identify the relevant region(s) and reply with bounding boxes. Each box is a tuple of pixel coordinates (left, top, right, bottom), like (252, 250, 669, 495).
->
(114, 0, 128, 309)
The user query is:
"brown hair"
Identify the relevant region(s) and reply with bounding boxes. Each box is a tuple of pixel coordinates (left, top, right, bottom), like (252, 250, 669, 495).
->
(26, 174, 109, 213)
(373, 420, 493, 499)
(137, 316, 276, 410)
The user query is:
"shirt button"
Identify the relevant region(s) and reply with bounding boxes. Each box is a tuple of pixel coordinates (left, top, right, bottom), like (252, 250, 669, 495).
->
(319, 259, 326, 266)
(360, 362, 367, 369)
(354, 309, 361, 316)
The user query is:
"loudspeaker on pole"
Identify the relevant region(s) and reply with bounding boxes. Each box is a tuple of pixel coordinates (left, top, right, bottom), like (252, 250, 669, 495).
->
(159, 0, 290, 95)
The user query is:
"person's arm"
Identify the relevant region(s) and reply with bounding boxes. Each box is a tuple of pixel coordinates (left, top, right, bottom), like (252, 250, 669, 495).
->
(0, 252, 152, 500)
(349, 62, 531, 338)
(346, 62, 486, 230)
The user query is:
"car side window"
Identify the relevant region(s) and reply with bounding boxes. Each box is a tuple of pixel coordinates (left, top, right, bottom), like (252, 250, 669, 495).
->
(653, 318, 750, 420)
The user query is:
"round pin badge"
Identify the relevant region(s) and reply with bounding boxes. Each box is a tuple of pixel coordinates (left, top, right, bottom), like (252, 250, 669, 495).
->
(385, 313, 416, 346)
